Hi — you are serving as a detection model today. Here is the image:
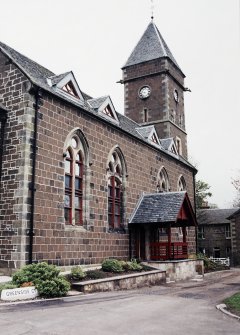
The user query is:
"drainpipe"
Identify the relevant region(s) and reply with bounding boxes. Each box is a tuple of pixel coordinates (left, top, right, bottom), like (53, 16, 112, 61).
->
(128, 227, 132, 260)
(28, 87, 42, 264)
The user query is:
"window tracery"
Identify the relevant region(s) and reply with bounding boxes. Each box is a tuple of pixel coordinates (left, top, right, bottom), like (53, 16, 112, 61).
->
(178, 175, 186, 191)
(64, 131, 89, 226)
(157, 167, 170, 192)
(107, 148, 126, 229)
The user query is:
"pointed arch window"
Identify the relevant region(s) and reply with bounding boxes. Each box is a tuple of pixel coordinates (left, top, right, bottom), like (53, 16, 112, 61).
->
(64, 135, 84, 226)
(157, 167, 170, 192)
(178, 175, 186, 191)
(107, 149, 126, 229)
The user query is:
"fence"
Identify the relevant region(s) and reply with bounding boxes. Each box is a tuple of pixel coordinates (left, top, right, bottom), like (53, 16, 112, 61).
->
(209, 257, 230, 267)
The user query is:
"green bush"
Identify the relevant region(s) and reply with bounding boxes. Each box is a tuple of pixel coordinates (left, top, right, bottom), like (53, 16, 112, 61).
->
(102, 259, 124, 273)
(70, 266, 86, 280)
(36, 277, 70, 298)
(86, 270, 108, 280)
(12, 262, 70, 298)
(197, 254, 228, 272)
(122, 260, 143, 272)
(0, 282, 18, 293)
(12, 262, 60, 286)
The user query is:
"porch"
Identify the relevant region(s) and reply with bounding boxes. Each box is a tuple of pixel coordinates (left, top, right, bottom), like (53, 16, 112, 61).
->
(129, 191, 197, 262)
(150, 241, 188, 260)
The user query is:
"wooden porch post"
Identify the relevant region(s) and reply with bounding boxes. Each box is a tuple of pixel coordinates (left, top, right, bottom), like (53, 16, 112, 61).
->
(182, 226, 187, 243)
(168, 226, 172, 259)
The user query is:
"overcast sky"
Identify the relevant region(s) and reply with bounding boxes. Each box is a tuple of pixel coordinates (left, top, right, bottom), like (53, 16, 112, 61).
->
(0, 0, 239, 208)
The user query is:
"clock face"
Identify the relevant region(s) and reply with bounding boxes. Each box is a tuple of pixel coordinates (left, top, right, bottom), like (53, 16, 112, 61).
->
(139, 86, 151, 99)
(174, 89, 179, 102)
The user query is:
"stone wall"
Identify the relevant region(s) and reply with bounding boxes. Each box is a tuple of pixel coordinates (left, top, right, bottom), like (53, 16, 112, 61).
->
(31, 91, 195, 267)
(198, 224, 232, 258)
(146, 259, 203, 282)
(0, 51, 196, 270)
(0, 52, 34, 270)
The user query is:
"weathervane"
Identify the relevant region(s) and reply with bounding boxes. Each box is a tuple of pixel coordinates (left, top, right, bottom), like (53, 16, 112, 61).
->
(151, 0, 154, 20)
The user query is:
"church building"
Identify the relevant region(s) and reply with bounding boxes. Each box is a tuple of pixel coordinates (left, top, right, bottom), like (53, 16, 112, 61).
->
(0, 21, 197, 273)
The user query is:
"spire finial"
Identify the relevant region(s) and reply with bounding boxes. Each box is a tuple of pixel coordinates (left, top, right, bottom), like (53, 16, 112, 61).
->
(151, 0, 154, 21)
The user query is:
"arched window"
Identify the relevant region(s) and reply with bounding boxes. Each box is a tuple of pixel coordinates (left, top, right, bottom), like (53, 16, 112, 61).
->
(157, 167, 170, 192)
(178, 175, 186, 191)
(64, 131, 89, 226)
(107, 148, 127, 229)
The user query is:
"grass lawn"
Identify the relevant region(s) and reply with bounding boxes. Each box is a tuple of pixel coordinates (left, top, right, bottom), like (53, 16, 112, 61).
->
(224, 292, 240, 317)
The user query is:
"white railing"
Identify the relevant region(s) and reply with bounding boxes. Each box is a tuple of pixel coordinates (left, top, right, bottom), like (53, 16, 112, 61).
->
(209, 257, 230, 267)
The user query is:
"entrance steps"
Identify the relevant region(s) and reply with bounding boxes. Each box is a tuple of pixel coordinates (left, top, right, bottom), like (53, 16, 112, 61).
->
(190, 274, 204, 282)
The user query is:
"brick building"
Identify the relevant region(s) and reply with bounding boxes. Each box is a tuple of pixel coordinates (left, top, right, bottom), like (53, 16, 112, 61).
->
(197, 208, 236, 260)
(228, 208, 240, 265)
(0, 21, 197, 273)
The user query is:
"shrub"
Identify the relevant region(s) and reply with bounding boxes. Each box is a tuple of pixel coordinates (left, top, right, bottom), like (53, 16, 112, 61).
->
(20, 281, 34, 287)
(12, 262, 60, 286)
(0, 282, 18, 293)
(70, 266, 86, 280)
(12, 262, 70, 298)
(197, 254, 228, 272)
(86, 270, 108, 280)
(36, 277, 70, 298)
(122, 260, 143, 272)
(102, 259, 124, 273)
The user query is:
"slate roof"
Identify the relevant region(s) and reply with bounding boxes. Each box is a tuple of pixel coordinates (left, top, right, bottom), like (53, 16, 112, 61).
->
(135, 125, 154, 139)
(129, 192, 187, 224)
(197, 208, 236, 226)
(123, 21, 183, 74)
(0, 40, 195, 172)
(160, 138, 173, 151)
(228, 208, 240, 220)
(0, 41, 90, 110)
(49, 72, 71, 85)
(87, 96, 109, 110)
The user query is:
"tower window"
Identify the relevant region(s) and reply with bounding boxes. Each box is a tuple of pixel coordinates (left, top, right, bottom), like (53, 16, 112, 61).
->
(176, 137, 182, 155)
(143, 108, 148, 122)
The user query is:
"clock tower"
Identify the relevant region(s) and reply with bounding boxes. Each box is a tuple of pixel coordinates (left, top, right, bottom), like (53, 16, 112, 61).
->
(121, 21, 188, 158)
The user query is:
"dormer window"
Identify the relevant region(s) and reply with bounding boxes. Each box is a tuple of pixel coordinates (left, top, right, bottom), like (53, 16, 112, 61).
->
(102, 105, 114, 118)
(62, 81, 79, 98)
(87, 96, 119, 124)
(170, 145, 177, 155)
(135, 125, 161, 148)
(49, 72, 84, 104)
(151, 133, 158, 144)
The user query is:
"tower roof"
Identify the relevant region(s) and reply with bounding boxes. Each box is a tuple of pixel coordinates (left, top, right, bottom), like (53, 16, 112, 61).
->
(123, 21, 182, 73)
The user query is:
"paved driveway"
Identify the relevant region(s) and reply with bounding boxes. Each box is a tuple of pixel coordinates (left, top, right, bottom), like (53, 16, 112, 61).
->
(0, 269, 240, 335)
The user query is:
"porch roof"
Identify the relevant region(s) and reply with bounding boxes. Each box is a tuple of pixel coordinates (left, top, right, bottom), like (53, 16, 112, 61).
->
(129, 191, 197, 226)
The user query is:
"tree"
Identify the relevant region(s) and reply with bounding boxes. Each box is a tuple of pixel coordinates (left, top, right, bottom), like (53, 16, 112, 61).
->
(232, 177, 240, 207)
(195, 179, 212, 209)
